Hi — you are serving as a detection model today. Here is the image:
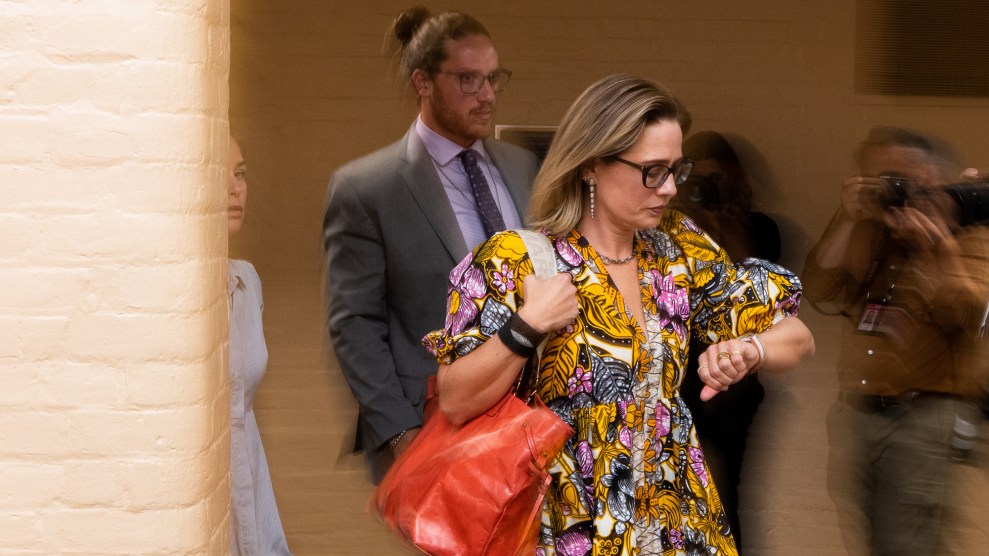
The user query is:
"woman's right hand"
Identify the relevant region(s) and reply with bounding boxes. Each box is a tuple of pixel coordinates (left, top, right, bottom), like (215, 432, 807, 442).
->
(516, 273, 580, 333)
(438, 272, 578, 426)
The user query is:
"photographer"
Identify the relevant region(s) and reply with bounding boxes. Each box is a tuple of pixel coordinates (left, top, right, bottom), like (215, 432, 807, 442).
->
(803, 126, 989, 556)
(671, 131, 781, 262)
(673, 131, 782, 551)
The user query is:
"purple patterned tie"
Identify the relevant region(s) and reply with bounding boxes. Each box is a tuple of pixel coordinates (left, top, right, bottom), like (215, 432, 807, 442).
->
(459, 149, 506, 237)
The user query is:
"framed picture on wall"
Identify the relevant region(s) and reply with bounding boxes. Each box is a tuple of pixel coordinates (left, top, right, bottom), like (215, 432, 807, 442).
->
(495, 125, 558, 162)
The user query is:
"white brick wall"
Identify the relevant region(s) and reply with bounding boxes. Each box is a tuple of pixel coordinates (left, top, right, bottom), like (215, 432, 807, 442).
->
(0, 1, 231, 553)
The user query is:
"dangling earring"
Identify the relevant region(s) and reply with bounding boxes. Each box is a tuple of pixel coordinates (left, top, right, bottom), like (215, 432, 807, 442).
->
(588, 178, 596, 219)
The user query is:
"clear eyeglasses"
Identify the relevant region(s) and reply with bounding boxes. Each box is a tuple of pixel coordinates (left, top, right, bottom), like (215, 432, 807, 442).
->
(438, 69, 512, 95)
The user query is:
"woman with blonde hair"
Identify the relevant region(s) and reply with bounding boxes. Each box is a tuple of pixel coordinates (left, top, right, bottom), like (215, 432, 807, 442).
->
(423, 74, 814, 555)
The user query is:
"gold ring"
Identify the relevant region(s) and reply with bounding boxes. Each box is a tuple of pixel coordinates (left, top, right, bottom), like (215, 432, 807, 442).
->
(731, 350, 742, 356)
(698, 364, 709, 370)
(717, 352, 731, 360)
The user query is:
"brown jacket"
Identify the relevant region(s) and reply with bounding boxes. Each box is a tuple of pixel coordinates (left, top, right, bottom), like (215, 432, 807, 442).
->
(803, 217, 989, 397)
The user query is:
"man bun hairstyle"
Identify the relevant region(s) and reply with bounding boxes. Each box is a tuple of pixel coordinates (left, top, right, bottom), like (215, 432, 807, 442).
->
(387, 7, 490, 83)
(392, 6, 430, 47)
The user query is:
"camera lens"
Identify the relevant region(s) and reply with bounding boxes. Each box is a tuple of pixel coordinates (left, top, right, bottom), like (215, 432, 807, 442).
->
(944, 181, 989, 226)
(686, 183, 704, 202)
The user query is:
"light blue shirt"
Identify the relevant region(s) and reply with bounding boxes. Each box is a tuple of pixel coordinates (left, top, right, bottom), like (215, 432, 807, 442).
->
(227, 259, 291, 556)
(415, 116, 522, 251)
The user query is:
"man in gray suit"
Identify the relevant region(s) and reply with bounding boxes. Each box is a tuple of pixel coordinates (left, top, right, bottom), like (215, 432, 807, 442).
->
(323, 8, 539, 482)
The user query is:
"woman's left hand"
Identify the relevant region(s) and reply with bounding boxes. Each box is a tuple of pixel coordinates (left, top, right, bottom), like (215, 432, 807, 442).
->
(697, 339, 760, 401)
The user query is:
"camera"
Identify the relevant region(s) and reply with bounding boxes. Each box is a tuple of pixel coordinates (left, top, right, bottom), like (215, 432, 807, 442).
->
(879, 175, 921, 208)
(944, 180, 989, 226)
(676, 174, 722, 210)
(880, 175, 989, 226)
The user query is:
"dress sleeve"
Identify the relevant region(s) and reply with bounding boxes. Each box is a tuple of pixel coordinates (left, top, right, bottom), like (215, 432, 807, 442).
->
(422, 230, 536, 364)
(665, 211, 802, 343)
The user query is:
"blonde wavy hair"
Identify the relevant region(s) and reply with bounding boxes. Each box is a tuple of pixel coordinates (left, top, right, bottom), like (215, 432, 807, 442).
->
(527, 74, 691, 235)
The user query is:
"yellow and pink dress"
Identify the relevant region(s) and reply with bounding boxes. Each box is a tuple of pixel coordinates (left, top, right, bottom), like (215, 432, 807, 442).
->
(423, 210, 802, 556)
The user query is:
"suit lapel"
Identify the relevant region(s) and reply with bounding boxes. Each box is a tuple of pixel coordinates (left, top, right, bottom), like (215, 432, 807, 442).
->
(485, 139, 530, 225)
(399, 127, 469, 261)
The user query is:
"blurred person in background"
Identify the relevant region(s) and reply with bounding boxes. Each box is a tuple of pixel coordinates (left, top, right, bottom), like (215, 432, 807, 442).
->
(803, 126, 989, 555)
(227, 137, 292, 556)
(673, 130, 782, 551)
(670, 131, 781, 262)
(323, 7, 539, 483)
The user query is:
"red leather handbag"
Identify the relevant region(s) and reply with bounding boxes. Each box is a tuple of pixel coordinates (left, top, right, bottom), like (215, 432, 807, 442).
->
(371, 381, 572, 555)
(370, 230, 572, 555)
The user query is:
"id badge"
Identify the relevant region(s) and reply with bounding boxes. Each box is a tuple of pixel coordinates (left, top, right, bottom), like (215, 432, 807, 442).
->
(856, 303, 918, 348)
(857, 303, 882, 333)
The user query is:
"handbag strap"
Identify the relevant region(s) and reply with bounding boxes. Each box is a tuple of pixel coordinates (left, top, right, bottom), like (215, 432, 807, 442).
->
(514, 229, 556, 279)
(428, 230, 558, 405)
(511, 229, 558, 401)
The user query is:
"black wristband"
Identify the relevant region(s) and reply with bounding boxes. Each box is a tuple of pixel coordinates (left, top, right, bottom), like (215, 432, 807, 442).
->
(498, 319, 536, 358)
(510, 312, 547, 346)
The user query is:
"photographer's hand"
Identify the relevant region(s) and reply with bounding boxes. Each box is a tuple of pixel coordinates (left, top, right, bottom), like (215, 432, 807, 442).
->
(884, 205, 955, 253)
(839, 176, 888, 221)
(884, 205, 976, 313)
(961, 167, 986, 180)
(812, 177, 888, 274)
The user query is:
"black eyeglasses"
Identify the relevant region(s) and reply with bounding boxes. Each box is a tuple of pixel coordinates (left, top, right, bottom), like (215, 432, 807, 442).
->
(611, 156, 694, 189)
(437, 69, 512, 95)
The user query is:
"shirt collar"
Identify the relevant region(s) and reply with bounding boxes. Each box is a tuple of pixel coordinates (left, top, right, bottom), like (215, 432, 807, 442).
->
(227, 261, 246, 295)
(415, 115, 488, 167)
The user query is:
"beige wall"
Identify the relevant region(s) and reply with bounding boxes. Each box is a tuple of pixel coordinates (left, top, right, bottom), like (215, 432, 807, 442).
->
(0, 1, 231, 554)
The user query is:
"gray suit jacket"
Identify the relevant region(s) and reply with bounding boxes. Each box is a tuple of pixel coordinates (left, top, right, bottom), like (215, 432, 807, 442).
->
(323, 125, 539, 481)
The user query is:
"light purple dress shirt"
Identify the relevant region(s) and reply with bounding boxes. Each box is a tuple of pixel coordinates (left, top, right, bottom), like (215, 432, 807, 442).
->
(415, 116, 523, 251)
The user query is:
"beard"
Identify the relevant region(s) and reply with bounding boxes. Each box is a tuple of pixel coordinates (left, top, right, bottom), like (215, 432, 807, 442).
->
(427, 86, 496, 144)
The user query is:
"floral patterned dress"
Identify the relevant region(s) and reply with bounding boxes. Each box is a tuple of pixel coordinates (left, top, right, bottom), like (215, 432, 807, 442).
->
(423, 210, 802, 556)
